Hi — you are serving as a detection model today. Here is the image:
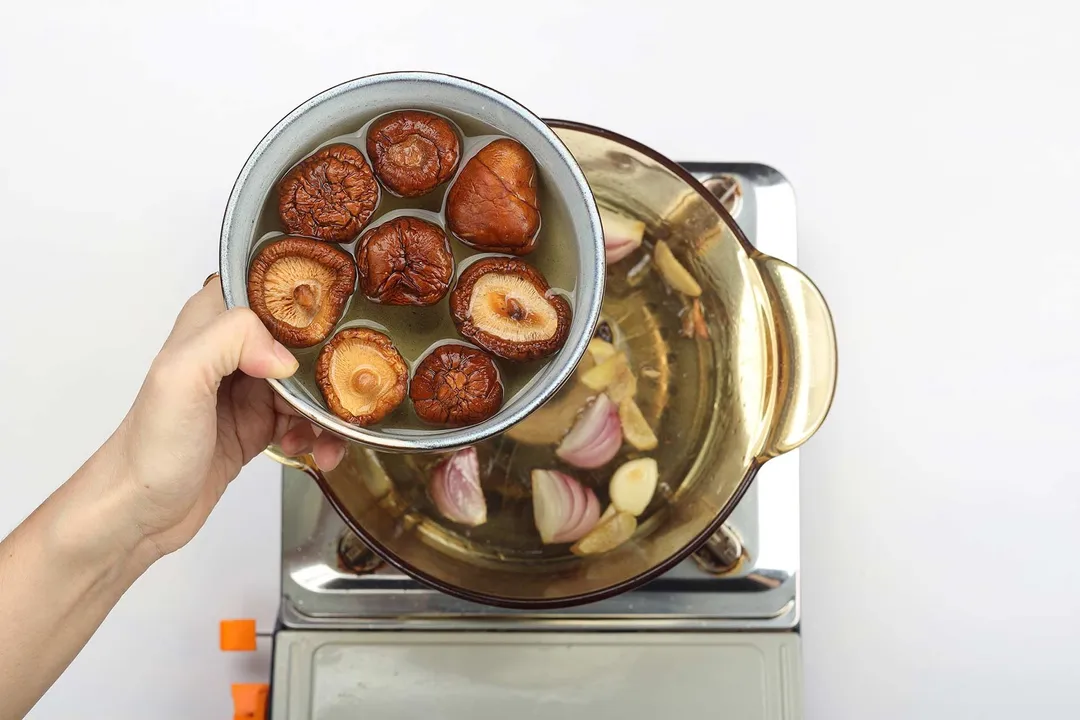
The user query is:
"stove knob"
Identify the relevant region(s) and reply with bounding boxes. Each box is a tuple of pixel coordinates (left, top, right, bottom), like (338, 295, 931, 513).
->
(231, 683, 268, 720)
(219, 619, 257, 652)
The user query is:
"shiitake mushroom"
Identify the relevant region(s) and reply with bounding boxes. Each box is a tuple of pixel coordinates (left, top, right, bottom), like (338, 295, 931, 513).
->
(355, 216, 454, 306)
(278, 143, 380, 242)
(449, 257, 571, 361)
(247, 237, 356, 348)
(445, 139, 540, 255)
(410, 344, 503, 426)
(315, 328, 409, 426)
(366, 111, 460, 197)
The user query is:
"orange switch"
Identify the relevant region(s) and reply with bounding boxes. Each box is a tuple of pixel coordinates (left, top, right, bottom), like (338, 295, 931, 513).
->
(231, 683, 268, 720)
(219, 619, 257, 651)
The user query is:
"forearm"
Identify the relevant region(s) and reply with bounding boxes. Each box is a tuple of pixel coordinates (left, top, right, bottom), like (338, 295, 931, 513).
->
(0, 438, 158, 720)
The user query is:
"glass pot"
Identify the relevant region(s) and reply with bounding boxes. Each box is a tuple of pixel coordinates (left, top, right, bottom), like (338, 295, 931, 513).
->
(270, 120, 837, 609)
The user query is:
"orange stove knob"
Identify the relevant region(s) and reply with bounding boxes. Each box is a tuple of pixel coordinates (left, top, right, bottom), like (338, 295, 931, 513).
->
(231, 683, 268, 720)
(219, 619, 257, 652)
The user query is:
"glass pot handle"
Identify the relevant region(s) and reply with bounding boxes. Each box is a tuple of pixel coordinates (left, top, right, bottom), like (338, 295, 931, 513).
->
(261, 444, 324, 480)
(753, 254, 838, 459)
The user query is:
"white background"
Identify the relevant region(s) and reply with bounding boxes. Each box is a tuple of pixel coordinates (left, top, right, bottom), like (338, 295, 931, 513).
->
(1, 1, 1078, 718)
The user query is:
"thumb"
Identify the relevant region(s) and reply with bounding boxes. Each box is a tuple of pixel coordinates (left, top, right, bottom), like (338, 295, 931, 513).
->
(180, 307, 299, 387)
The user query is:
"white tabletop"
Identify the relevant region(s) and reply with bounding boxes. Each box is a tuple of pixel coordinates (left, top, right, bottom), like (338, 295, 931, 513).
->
(2, 1, 1078, 718)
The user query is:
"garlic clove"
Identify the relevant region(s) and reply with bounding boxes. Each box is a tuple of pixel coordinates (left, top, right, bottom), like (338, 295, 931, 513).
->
(587, 337, 617, 364)
(618, 398, 658, 451)
(609, 457, 659, 516)
(606, 364, 638, 404)
(571, 511, 637, 556)
(580, 352, 628, 391)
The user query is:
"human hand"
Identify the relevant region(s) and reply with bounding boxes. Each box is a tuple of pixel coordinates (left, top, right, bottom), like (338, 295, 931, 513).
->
(109, 277, 346, 558)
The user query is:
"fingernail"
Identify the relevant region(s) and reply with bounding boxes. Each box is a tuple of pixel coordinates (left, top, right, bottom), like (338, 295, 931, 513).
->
(326, 443, 346, 470)
(273, 341, 299, 374)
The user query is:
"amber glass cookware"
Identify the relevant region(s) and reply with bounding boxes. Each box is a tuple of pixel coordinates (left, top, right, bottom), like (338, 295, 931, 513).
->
(268, 120, 837, 609)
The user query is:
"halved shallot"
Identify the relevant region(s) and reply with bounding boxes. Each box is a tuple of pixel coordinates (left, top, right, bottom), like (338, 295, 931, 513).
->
(556, 393, 622, 469)
(532, 469, 601, 544)
(429, 446, 487, 526)
(601, 207, 646, 264)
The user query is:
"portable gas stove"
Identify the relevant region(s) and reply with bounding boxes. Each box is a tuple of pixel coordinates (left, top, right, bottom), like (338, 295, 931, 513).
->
(223, 163, 802, 720)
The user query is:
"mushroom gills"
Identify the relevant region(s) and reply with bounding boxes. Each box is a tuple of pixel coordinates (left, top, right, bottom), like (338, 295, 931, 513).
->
(329, 339, 402, 417)
(262, 257, 336, 328)
(468, 273, 559, 342)
(247, 236, 356, 348)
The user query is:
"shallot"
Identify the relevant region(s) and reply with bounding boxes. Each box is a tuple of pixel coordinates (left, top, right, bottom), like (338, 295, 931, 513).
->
(429, 446, 487, 526)
(600, 207, 646, 264)
(532, 470, 601, 544)
(556, 393, 622, 469)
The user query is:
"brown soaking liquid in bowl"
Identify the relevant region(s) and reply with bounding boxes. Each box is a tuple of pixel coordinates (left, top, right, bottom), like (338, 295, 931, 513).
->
(375, 230, 715, 559)
(250, 111, 578, 431)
